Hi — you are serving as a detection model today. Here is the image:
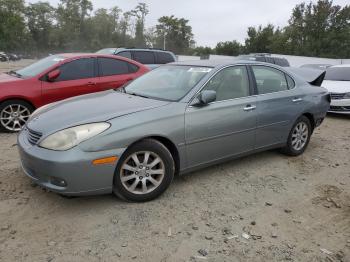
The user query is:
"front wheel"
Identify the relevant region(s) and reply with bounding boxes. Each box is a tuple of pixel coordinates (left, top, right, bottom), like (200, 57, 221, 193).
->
(281, 116, 312, 156)
(113, 139, 175, 202)
(0, 100, 34, 132)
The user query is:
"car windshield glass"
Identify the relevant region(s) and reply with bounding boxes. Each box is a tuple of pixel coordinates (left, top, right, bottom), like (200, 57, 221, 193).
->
(16, 55, 65, 78)
(96, 48, 116, 55)
(124, 65, 212, 101)
(324, 67, 350, 81)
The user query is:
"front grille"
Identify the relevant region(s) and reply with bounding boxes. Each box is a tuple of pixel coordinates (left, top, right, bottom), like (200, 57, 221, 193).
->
(26, 127, 42, 145)
(330, 93, 346, 100)
(329, 106, 350, 112)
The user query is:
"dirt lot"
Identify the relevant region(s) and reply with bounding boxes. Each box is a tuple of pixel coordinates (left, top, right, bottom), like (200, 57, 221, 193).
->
(0, 60, 349, 262)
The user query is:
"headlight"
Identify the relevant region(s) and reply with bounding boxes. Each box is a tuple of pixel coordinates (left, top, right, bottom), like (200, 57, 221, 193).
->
(344, 92, 350, 99)
(39, 123, 110, 151)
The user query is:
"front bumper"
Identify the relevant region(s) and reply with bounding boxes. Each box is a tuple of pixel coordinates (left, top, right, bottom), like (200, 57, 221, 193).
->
(17, 131, 126, 196)
(329, 98, 350, 114)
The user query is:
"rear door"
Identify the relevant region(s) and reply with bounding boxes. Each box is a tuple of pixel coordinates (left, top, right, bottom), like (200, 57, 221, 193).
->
(250, 65, 305, 149)
(41, 57, 97, 104)
(97, 57, 140, 91)
(185, 65, 257, 168)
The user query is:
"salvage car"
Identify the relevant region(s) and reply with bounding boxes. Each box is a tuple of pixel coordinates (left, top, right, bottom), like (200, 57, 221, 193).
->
(322, 64, 350, 114)
(0, 53, 149, 132)
(18, 60, 330, 202)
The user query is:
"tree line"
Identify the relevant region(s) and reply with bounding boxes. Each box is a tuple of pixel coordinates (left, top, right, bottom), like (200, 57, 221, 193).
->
(0, 0, 349, 58)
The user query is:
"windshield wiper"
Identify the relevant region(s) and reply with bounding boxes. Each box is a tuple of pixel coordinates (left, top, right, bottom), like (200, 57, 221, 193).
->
(8, 70, 22, 78)
(126, 92, 150, 99)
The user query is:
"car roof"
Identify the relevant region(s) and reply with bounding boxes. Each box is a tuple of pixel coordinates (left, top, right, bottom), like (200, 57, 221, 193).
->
(171, 59, 262, 68)
(115, 48, 174, 54)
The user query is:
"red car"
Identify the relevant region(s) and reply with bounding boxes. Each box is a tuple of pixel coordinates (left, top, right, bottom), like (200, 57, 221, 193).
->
(0, 53, 149, 132)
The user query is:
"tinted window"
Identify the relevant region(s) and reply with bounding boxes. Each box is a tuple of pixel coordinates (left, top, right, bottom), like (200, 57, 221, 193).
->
(132, 51, 155, 64)
(255, 57, 266, 62)
(128, 63, 139, 73)
(98, 58, 129, 76)
(56, 58, 94, 81)
(275, 58, 290, 67)
(203, 66, 250, 101)
(265, 57, 274, 64)
(325, 67, 350, 81)
(156, 52, 175, 64)
(118, 51, 132, 59)
(252, 66, 288, 94)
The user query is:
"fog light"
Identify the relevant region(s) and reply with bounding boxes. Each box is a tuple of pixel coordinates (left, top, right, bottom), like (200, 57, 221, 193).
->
(50, 177, 67, 187)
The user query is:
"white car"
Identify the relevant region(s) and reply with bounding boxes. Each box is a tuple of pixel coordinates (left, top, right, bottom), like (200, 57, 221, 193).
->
(322, 65, 350, 114)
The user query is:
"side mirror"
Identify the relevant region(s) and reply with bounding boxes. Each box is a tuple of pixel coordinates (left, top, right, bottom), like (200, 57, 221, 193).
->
(47, 69, 60, 82)
(191, 90, 217, 106)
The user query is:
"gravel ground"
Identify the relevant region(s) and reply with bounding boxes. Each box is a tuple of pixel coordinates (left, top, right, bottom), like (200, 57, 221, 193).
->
(0, 60, 349, 262)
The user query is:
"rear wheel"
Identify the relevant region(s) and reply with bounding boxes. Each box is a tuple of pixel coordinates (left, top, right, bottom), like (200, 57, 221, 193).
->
(0, 100, 34, 132)
(113, 139, 175, 202)
(281, 116, 312, 156)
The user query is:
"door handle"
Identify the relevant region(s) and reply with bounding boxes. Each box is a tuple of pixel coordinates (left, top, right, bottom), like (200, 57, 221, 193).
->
(243, 105, 256, 111)
(292, 98, 303, 103)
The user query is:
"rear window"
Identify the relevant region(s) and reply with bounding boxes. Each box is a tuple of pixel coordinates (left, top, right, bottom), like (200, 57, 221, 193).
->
(156, 52, 175, 64)
(132, 51, 155, 64)
(325, 67, 350, 81)
(98, 58, 130, 76)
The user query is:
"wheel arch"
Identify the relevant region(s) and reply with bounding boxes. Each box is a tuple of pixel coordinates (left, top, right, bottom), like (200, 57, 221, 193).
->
(0, 97, 36, 110)
(123, 135, 181, 176)
(301, 112, 315, 132)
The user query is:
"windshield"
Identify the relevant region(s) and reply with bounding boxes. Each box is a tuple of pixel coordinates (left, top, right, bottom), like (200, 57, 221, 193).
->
(15, 55, 65, 78)
(96, 48, 116, 55)
(325, 67, 350, 81)
(124, 65, 212, 101)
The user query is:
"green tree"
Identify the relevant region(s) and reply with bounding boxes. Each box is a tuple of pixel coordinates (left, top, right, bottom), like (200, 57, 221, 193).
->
(215, 41, 242, 56)
(155, 15, 194, 54)
(0, 0, 26, 52)
(130, 3, 149, 47)
(26, 2, 55, 54)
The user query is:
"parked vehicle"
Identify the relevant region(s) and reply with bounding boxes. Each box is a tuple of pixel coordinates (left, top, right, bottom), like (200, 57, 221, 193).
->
(7, 53, 21, 61)
(300, 64, 332, 70)
(0, 53, 149, 132)
(322, 64, 350, 114)
(18, 60, 330, 202)
(0, 52, 9, 62)
(96, 48, 177, 69)
(238, 54, 290, 67)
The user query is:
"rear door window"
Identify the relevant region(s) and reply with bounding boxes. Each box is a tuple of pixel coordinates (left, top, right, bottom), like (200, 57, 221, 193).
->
(56, 58, 95, 81)
(132, 51, 155, 64)
(156, 52, 175, 64)
(252, 66, 289, 94)
(98, 58, 130, 76)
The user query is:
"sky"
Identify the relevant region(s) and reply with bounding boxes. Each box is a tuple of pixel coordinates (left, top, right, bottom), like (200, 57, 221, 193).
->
(27, 0, 349, 47)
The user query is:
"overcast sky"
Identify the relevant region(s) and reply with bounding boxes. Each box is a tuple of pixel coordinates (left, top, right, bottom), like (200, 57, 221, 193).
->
(27, 0, 349, 47)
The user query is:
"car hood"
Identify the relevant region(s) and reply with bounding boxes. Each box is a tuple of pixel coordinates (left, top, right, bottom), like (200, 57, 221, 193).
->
(27, 90, 170, 134)
(0, 73, 23, 83)
(322, 80, 350, 93)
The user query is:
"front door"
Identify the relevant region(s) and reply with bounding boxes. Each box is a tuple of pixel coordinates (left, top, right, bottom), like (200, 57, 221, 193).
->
(185, 66, 257, 168)
(41, 58, 97, 104)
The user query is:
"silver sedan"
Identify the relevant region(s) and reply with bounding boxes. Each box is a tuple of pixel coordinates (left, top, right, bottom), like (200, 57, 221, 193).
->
(18, 60, 330, 202)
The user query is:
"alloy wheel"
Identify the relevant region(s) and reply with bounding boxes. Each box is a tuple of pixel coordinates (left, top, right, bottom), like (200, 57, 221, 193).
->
(291, 122, 309, 151)
(0, 104, 31, 131)
(120, 151, 165, 195)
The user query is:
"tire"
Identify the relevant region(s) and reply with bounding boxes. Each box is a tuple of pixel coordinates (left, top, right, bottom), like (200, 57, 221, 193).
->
(0, 100, 34, 132)
(281, 116, 312, 156)
(113, 139, 175, 202)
